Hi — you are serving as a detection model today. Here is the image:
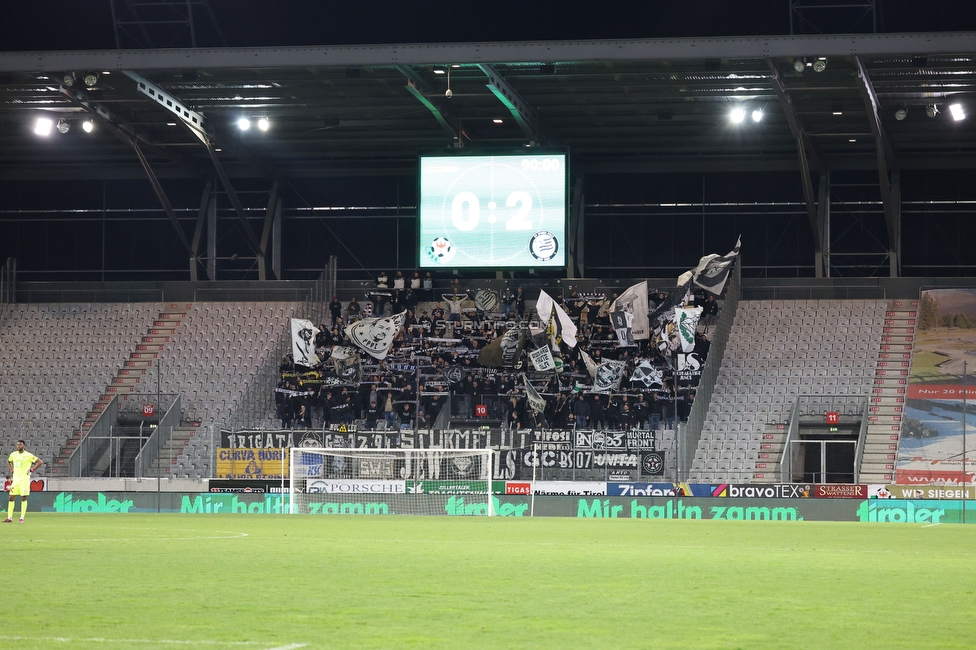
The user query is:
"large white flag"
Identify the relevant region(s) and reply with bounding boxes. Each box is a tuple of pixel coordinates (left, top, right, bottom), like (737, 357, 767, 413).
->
(291, 319, 320, 366)
(609, 280, 649, 340)
(535, 290, 578, 349)
(345, 311, 406, 360)
(674, 306, 703, 353)
(678, 237, 741, 296)
(528, 346, 556, 372)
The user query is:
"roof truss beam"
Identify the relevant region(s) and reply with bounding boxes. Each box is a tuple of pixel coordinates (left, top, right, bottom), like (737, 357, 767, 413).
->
(477, 63, 559, 146)
(766, 59, 823, 256)
(395, 65, 460, 143)
(855, 55, 900, 275)
(123, 70, 267, 274)
(4, 32, 976, 72)
(60, 85, 194, 254)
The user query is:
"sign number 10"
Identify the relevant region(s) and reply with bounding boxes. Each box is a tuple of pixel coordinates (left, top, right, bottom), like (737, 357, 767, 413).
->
(451, 191, 533, 231)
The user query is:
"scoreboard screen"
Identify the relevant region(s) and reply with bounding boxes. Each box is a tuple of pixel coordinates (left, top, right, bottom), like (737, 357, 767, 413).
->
(418, 153, 567, 269)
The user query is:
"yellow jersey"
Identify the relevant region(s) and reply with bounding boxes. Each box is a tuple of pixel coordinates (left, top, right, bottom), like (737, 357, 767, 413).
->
(8, 451, 39, 482)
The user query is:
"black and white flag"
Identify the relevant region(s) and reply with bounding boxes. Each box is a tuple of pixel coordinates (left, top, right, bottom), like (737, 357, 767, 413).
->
(536, 290, 578, 349)
(474, 289, 499, 313)
(579, 348, 598, 380)
(631, 360, 664, 387)
(648, 282, 692, 333)
(678, 236, 741, 296)
(609, 280, 650, 340)
(609, 310, 635, 347)
(591, 360, 626, 393)
(528, 346, 556, 372)
(291, 319, 320, 366)
(345, 311, 406, 360)
(522, 374, 548, 415)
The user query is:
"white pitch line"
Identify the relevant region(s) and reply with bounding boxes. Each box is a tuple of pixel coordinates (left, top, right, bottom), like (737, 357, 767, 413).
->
(266, 644, 308, 650)
(922, 522, 942, 528)
(0, 636, 269, 646)
(3, 531, 250, 543)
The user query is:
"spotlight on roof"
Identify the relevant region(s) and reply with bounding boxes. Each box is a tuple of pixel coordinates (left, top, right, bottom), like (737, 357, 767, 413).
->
(82, 119, 94, 133)
(257, 117, 270, 131)
(433, 67, 447, 75)
(729, 107, 746, 124)
(949, 103, 966, 121)
(34, 117, 53, 136)
(926, 104, 939, 118)
(751, 109, 764, 122)
(237, 117, 251, 131)
(83, 73, 99, 87)
(62, 73, 76, 87)
(492, 118, 503, 124)
(813, 58, 827, 73)
(895, 108, 907, 121)
(56, 118, 70, 134)
(793, 58, 806, 73)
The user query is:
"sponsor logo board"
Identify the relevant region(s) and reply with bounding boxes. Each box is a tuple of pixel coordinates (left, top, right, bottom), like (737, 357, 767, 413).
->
(306, 479, 406, 494)
(813, 484, 867, 499)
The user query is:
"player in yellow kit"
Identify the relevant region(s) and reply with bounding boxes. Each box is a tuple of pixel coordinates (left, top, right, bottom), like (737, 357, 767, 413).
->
(6, 440, 42, 523)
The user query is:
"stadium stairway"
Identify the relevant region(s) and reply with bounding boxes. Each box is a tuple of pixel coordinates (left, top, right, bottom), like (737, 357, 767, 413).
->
(858, 298, 917, 483)
(50, 304, 190, 476)
(146, 425, 197, 476)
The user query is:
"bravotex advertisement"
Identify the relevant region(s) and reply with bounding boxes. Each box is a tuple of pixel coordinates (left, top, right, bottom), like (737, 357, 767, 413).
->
(900, 289, 976, 484)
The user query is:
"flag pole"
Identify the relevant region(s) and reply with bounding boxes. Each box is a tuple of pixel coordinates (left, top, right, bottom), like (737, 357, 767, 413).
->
(963, 360, 967, 524)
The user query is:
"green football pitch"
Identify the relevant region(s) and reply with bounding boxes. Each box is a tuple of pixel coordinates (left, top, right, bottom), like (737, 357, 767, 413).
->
(2, 514, 974, 649)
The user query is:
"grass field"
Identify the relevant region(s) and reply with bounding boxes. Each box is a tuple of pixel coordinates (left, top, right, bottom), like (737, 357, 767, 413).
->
(2, 515, 975, 649)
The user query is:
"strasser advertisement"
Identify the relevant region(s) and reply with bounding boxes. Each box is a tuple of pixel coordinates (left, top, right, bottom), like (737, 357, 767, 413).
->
(418, 154, 567, 268)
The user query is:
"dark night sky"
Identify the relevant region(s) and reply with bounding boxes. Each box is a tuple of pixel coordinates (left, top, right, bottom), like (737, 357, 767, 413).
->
(3, 1, 976, 51)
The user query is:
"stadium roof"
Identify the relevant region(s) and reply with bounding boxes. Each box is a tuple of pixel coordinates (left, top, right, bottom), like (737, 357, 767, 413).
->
(2, 31, 976, 184)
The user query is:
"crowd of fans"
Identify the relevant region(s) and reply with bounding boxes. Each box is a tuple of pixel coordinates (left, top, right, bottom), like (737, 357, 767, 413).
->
(275, 272, 720, 432)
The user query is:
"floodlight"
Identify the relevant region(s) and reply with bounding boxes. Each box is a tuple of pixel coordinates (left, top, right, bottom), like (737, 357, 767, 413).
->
(949, 103, 965, 121)
(729, 107, 746, 123)
(793, 59, 805, 73)
(56, 118, 70, 134)
(34, 117, 53, 136)
(82, 119, 94, 133)
(813, 58, 827, 73)
(926, 104, 939, 118)
(492, 118, 503, 124)
(83, 73, 99, 87)
(62, 74, 75, 87)
(895, 108, 907, 121)
(257, 117, 270, 131)
(751, 109, 764, 122)
(237, 117, 251, 131)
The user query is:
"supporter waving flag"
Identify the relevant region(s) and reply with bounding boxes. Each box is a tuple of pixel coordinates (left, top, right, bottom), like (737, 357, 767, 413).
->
(535, 290, 578, 349)
(609, 280, 650, 340)
(291, 318, 320, 366)
(678, 236, 741, 296)
(522, 374, 548, 415)
(344, 311, 406, 360)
